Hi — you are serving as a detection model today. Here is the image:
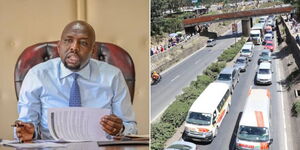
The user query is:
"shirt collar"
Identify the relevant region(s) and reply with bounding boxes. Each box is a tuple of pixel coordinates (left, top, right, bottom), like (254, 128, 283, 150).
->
(59, 60, 91, 80)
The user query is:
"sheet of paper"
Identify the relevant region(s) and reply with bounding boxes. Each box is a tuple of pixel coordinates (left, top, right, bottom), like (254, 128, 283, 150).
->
(125, 134, 149, 138)
(1, 140, 66, 148)
(48, 107, 110, 142)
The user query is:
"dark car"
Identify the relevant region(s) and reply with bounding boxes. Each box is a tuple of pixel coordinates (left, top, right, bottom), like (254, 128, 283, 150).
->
(258, 50, 272, 65)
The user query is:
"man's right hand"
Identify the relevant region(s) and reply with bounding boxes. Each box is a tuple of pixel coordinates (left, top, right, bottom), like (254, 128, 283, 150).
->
(15, 121, 35, 143)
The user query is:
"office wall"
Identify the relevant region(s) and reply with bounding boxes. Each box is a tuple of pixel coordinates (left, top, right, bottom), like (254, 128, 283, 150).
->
(0, 0, 149, 139)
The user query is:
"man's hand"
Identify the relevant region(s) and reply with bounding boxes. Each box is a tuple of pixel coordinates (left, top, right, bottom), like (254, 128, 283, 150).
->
(15, 121, 34, 143)
(100, 114, 123, 136)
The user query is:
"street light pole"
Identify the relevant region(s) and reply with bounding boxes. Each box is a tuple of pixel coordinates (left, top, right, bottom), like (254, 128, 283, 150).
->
(234, 0, 238, 50)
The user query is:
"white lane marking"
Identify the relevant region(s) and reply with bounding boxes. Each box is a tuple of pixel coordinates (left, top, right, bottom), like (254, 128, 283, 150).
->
(160, 46, 206, 75)
(171, 75, 180, 82)
(276, 59, 288, 150)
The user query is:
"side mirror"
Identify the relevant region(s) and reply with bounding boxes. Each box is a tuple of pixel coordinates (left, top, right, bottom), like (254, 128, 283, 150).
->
(269, 139, 273, 145)
(213, 120, 216, 124)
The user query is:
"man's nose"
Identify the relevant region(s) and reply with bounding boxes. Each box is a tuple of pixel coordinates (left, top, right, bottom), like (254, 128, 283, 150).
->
(70, 41, 79, 52)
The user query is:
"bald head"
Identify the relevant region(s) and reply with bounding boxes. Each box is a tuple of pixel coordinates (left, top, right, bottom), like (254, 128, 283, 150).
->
(58, 20, 96, 71)
(61, 20, 96, 43)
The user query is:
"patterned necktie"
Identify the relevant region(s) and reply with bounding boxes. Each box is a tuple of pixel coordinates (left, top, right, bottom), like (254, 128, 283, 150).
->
(69, 73, 81, 107)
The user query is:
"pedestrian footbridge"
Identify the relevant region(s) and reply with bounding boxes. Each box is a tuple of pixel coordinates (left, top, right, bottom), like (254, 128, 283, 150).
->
(183, 6, 294, 36)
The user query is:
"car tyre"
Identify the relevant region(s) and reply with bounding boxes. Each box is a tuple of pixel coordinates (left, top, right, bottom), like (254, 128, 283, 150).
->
(227, 104, 230, 114)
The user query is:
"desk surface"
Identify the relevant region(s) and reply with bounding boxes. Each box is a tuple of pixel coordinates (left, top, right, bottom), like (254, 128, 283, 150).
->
(0, 141, 149, 150)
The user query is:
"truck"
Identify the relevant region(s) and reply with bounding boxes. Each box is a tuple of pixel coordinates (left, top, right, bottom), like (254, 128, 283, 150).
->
(250, 23, 265, 45)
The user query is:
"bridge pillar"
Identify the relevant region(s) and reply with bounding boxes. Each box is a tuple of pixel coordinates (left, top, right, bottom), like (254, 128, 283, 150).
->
(242, 19, 251, 37)
(184, 26, 197, 36)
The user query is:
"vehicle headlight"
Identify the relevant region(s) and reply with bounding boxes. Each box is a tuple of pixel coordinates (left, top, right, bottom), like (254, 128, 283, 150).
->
(184, 127, 191, 132)
(204, 131, 213, 136)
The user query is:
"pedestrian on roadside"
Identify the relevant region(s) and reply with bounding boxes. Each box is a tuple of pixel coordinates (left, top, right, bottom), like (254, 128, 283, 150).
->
(296, 34, 300, 44)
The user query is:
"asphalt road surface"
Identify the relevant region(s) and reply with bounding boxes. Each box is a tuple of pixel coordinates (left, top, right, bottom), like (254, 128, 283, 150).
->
(151, 23, 242, 121)
(184, 30, 291, 150)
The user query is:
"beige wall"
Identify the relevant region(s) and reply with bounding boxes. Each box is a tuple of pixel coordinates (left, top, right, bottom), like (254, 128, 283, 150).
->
(0, 0, 149, 139)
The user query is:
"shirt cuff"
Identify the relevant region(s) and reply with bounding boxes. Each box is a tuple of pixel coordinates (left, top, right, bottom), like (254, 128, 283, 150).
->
(121, 121, 137, 135)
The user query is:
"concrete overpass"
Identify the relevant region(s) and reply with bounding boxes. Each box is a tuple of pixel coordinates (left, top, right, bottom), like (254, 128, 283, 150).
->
(183, 6, 294, 36)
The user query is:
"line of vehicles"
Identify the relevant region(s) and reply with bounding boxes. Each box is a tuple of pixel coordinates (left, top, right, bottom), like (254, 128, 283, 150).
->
(171, 15, 277, 150)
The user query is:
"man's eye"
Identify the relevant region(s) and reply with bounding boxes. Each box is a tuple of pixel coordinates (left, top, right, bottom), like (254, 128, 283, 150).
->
(80, 41, 88, 46)
(64, 39, 72, 43)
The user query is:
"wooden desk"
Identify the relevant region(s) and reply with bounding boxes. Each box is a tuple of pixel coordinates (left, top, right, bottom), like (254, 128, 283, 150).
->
(0, 141, 149, 150)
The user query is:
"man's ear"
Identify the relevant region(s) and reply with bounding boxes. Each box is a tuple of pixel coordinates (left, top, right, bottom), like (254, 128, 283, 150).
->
(92, 43, 96, 54)
(57, 41, 61, 50)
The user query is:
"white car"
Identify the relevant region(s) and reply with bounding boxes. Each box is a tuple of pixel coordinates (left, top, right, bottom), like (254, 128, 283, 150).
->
(255, 62, 272, 85)
(207, 39, 216, 47)
(165, 141, 196, 150)
(240, 44, 253, 61)
(244, 41, 254, 49)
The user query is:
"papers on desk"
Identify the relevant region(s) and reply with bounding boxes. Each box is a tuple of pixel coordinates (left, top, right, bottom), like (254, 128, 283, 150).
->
(1, 140, 66, 148)
(98, 134, 149, 146)
(48, 107, 110, 142)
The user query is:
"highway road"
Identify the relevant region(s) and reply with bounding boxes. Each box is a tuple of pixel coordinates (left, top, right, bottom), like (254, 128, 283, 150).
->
(151, 23, 242, 121)
(151, 19, 291, 149)
(190, 33, 290, 149)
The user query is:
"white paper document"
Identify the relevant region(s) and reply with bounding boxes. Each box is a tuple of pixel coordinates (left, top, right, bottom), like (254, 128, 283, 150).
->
(1, 140, 66, 148)
(48, 107, 110, 142)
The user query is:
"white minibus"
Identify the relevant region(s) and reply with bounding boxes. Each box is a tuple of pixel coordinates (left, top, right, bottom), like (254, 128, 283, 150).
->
(183, 82, 231, 142)
(236, 88, 273, 150)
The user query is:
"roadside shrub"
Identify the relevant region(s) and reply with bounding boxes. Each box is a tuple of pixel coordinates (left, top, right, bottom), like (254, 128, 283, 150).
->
(203, 61, 226, 79)
(192, 75, 214, 89)
(218, 38, 246, 62)
(292, 101, 300, 117)
(151, 122, 175, 150)
(160, 100, 190, 127)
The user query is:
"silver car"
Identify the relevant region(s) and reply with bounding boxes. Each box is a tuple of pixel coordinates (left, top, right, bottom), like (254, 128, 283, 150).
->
(216, 67, 239, 92)
(234, 57, 248, 72)
(165, 141, 196, 150)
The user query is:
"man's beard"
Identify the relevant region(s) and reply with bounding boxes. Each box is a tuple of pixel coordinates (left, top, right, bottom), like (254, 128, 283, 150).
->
(63, 60, 81, 70)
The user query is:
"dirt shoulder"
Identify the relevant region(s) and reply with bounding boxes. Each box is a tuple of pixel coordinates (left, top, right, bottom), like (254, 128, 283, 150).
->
(278, 16, 300, 150)
(151, 21, 234, 73)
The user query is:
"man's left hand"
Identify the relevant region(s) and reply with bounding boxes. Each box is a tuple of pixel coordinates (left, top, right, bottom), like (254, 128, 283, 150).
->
(100, 114, 123, 136)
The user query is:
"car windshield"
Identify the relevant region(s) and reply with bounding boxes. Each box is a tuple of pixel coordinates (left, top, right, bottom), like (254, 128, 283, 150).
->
(167, 144, 193, 150)
(251, 34, 260, 37)
(237, 126, 269, 142)
(259, 69, 270, 74)
(218, 73, 231, 80)
(207, 40, 213, 43)
(236, 59, 245, 64)
(186, 112, 211, 126)
(261, 52, 269, 56)
(266, 43, 273, 46)
(261, 55, 270, 60)
(264, 37, 271, 40)
(242, 49, 250, 53)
